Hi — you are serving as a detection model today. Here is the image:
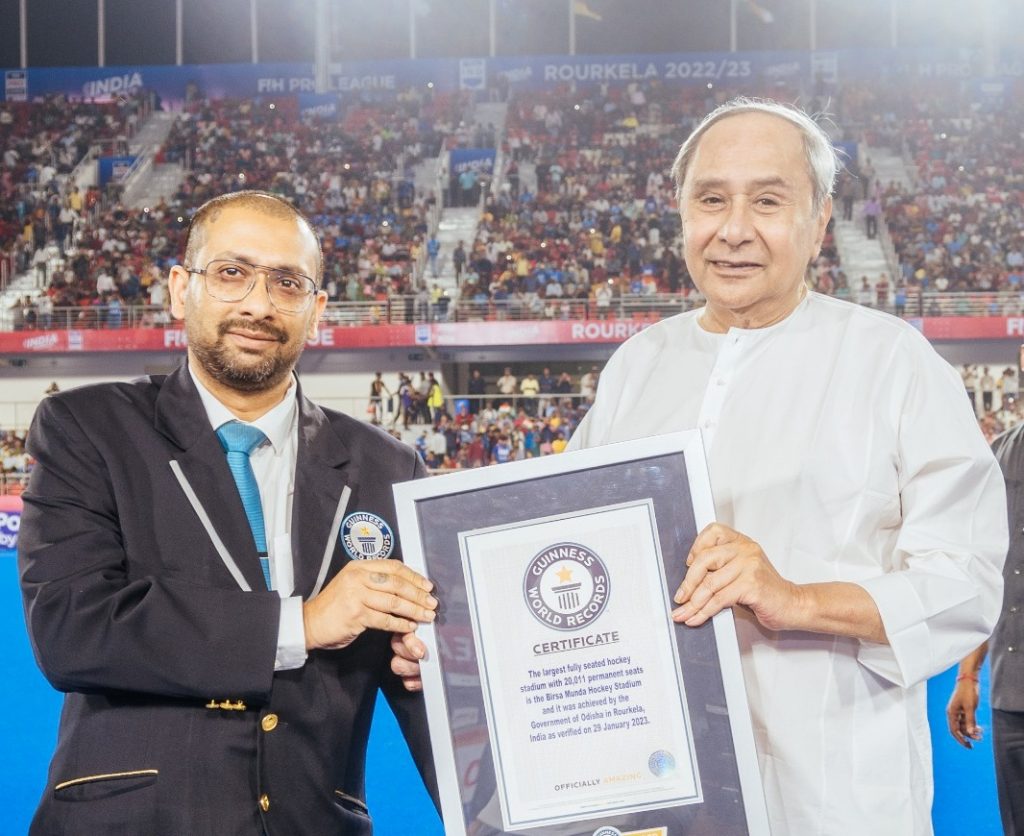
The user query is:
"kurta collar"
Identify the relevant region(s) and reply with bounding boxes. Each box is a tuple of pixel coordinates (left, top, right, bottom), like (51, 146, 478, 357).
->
(697, 289, 813, 343)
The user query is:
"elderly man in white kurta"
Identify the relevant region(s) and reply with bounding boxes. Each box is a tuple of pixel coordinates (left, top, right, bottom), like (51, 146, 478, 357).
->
(566, 100, 1006, 835)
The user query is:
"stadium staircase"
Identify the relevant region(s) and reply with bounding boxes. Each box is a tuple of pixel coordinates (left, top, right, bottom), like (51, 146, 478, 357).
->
(422, 101, 510, 300)
(126, 110, 177, 156)
(0, 274, 42, 330)
(831, 148, 912, 287)
(0, 109, 184, 327)
(122, 110, 184, 209)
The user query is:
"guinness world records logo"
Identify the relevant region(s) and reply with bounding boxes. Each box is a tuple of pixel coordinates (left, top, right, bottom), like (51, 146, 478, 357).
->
(341, 512, 394, 560)
(523, 542, 609, 631)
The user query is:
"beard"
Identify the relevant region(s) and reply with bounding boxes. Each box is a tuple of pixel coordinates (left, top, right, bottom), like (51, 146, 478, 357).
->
(187, 316, 304, 393)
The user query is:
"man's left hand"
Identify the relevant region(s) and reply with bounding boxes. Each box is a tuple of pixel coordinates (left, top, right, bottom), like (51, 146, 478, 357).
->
(672, 522, 801, 631)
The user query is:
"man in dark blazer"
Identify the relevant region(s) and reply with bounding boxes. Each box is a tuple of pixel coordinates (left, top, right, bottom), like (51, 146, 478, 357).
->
(19, 190, 440, 834)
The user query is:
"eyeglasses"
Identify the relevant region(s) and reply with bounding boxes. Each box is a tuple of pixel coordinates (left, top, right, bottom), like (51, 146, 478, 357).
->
(186, 259, 319, 314)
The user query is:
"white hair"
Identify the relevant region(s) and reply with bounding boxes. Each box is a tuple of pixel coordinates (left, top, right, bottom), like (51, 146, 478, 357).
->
(670, 97, 839, 213)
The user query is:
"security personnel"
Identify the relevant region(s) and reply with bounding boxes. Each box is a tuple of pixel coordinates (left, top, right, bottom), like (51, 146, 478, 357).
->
(948, 420, 1024, 834)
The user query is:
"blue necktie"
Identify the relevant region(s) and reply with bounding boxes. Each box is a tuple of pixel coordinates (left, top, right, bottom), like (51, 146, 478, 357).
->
(216, 421, 272, 590)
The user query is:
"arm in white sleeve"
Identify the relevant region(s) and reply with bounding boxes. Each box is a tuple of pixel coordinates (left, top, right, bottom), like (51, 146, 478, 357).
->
(857, 330, 1007, 687)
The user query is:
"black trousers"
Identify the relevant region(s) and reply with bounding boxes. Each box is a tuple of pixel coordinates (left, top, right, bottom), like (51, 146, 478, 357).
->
(993, 708, 1024, 835)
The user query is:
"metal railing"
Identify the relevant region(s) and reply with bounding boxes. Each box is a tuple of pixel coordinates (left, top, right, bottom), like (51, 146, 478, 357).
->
(121, 151, 156, 207)
(70, 144, 101, 191)
(0, 253, 10, 294)
(1, 391, 587, 437)
(5, 290, 1024, 334)
(0, 473, 28, 496)
(878, 214, 900, 282)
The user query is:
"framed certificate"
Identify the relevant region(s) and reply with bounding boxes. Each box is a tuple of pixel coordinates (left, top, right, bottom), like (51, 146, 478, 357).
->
(394, 431, 769, 836)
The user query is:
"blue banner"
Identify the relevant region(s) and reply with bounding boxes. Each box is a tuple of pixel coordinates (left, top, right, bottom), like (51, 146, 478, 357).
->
(98, 155, 137, 186)
(449, 148, 496, 177)
(297, 93, 339, 119)
(3, 48, 1023, 103)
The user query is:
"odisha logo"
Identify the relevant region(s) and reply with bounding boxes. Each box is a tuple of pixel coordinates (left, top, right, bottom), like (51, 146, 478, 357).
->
(523, 542, 609, 631)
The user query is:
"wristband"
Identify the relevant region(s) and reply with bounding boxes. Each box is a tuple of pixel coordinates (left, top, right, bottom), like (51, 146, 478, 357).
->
(956, 674, 979, 683)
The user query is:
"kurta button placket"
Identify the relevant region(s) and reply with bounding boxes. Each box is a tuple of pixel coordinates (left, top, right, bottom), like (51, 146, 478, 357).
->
(697, 332, 744, 452)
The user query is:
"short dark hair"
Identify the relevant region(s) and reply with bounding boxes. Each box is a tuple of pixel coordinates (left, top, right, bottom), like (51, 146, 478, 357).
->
(183, 190, 323, 283)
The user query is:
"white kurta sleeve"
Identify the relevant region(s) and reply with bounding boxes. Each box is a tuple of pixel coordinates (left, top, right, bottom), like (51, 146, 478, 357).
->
(855, 330, 1007, 687)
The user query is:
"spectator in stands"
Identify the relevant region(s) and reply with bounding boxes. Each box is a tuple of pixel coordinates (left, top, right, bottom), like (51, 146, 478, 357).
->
(452, 240, 466, 281)
(981, 367, 997, 413)
(837, 171, 856, 221)
(369, 371, 391, 425)
(426, 235, 440, 278)
(426, 372, 445, 424)
(963, 365, 979, 415)
(1003, 367, 1019, 406)
(894, 282, 907, 317)
(496, 366, 517, 398)
(537, 366, 556, 416)
(551, 371, 572, 406)
(519, 372, 540, 416)
(467, 368, 486, 408)
(579, 365, 599, 404)
(1, 431, 30, 475)
(414, 372, 433, 424)
(863, 195, 881, 239)
(396, 373, 415, 429)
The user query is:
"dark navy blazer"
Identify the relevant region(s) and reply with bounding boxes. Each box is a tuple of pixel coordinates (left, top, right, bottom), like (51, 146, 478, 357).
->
(19, 364, 437, 835)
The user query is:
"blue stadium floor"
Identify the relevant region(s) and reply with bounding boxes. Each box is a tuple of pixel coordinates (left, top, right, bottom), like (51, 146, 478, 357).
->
(0, 549, 1000, 834)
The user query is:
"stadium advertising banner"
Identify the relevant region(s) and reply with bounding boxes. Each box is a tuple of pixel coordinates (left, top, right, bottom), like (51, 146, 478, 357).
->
(97, 156, 137, 185)
(4, 48, 1022, 103)
(0, 496, 22, 552)
(449, 148, 497, 177)
(4, 70, 26, 101)
(297, 94, 340, 119)
(3, 317, 1022, 355)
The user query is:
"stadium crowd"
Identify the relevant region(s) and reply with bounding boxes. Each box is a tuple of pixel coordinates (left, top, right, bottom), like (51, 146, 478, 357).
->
(454, 83, 827, 317)
(835, 83, 1024, 305)
(366, 366, 595, 469)
(1, 89, 473, 328)
(5, 80, 1024, 329)
(1, 360, 1019, 485)
(0, 93, 148, 279)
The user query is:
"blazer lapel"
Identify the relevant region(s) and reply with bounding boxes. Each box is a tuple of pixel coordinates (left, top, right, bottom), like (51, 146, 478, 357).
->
(154, 364, 270, 592)
(291, 390, 353, 600)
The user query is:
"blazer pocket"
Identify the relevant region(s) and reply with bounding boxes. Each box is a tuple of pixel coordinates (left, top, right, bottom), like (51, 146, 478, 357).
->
(55, 768, 158, 803)
(333, 789, 369, 817)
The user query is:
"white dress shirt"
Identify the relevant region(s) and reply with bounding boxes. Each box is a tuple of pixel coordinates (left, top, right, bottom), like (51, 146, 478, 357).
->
(568, 293, 1007, 835)
(191, 366, 307, 671)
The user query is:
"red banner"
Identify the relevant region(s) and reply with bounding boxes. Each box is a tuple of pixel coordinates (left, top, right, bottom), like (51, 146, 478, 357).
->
(1, 317, 1021, 354)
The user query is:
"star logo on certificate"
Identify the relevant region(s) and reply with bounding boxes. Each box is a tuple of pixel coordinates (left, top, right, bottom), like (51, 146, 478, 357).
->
(556, 565, 574, 583)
